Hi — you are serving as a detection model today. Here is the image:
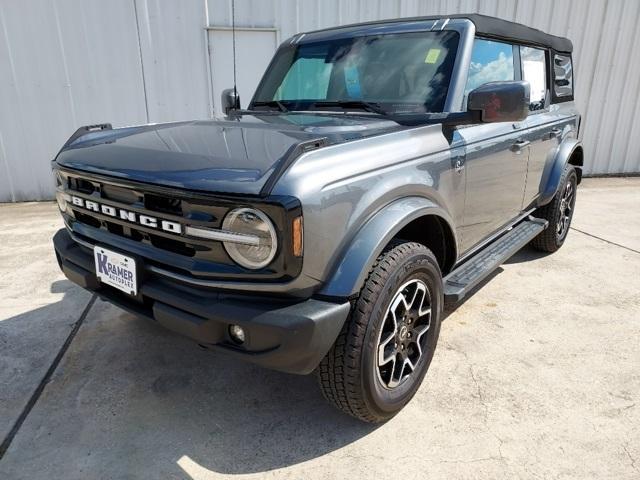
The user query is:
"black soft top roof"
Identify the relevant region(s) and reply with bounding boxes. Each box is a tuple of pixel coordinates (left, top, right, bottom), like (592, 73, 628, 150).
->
(306, 13, 573, 53)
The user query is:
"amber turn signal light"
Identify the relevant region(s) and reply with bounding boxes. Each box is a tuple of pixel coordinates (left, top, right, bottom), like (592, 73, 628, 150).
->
(292, 216, 303, 257)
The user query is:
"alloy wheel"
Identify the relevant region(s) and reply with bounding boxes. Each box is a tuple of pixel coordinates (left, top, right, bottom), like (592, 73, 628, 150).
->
(376, 279, 432, 389)
(557, 179, 575, 239)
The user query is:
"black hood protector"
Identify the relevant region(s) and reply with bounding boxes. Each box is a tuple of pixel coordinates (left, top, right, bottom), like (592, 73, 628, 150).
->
(55, 113, 402, 196)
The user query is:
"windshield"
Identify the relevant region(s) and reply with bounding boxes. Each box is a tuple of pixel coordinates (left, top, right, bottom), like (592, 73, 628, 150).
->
(251, 31, 460, 114)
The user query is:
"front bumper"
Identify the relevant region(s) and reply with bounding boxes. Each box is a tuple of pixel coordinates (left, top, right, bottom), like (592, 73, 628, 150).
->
(53, 228, 350, 374)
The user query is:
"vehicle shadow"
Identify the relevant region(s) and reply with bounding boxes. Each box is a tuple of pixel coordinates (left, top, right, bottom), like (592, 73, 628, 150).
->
(0, 288, 380, 478)
(85, 301, 381, 476)
(441, 245, 548, 318)
(503, 244, 550, 264)
(3, 241, 544, 478)
(0, 279, 92, 447)
(442, 268, 502, 319)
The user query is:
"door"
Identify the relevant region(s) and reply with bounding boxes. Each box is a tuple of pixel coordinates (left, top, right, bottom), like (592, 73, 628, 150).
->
(208, 28, 278, 116)
(458, 39, 530, 252)
(519, 45, 559, 208)
(459, 123, 530, 251)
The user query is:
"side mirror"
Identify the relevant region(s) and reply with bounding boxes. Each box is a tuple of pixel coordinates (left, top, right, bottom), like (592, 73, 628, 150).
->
(221, 88, 240, 114)
(467, 81, 530, 123)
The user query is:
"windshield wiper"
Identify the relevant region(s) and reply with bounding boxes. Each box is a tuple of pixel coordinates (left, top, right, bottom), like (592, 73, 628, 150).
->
(251, 100, 289, 112)
(311, 100, 388, 116)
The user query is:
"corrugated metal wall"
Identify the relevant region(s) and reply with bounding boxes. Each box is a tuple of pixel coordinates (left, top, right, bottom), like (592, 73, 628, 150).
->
(1, 0, 638, 202)
(0, 0, 211, 202)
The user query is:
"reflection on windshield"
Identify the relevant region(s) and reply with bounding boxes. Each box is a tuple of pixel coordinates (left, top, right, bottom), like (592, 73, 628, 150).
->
(252, 31, 460, 114)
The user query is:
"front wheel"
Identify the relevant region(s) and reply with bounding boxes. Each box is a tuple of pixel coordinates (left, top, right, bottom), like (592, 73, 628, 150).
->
(531, 164, 578, 253)
(316, 241, 443, 423)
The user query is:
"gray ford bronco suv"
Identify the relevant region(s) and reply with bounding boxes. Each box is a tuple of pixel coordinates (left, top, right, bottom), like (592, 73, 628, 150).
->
(52, 14, 582, 422)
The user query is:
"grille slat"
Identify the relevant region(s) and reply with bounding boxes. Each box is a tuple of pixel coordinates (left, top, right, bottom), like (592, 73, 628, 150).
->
(64, 175, 232, 264)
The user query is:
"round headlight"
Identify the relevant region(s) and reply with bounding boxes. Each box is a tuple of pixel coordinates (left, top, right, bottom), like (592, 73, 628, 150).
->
(222, 208, 277, 269)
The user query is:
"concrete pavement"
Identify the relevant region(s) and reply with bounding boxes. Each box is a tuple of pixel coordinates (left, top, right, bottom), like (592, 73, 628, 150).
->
(0, 178, 639, 479)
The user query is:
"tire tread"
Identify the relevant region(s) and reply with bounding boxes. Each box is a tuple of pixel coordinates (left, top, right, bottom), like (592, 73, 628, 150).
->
(531, 164, 577, 253)
(316, 241, 437, 422)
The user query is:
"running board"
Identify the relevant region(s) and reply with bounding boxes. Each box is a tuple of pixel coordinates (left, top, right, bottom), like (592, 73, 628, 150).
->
(444, 218, 548, 303)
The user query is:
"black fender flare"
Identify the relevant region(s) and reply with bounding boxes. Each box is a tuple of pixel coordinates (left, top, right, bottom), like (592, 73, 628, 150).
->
(538, 138, 582, 207)
(318, 196, 457, 299)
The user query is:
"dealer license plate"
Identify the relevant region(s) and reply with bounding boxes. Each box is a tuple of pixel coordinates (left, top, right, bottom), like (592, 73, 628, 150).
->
(93, 246, 138, 296)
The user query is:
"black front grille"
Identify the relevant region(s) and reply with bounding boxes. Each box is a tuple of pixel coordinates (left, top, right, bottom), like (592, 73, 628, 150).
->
(69, 204, 210, 260)
(63, 173, 230, 264)
(57, 168, 301, 282)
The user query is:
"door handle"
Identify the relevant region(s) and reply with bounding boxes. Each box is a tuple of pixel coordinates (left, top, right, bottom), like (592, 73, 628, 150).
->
(548, 128, 562, 139)
(510, 140, 530, 153)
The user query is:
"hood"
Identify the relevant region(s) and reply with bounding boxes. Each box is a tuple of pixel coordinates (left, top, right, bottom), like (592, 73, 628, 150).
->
(55, 113, 402, 196)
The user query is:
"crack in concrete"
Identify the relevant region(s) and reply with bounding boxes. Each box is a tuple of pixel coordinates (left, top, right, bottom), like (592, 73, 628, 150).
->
(0, 294, 97, 459)
(468, 364, 488, 421)
(439, 455, 503, 464)
(622, 443, 639, 473)
(448, 344, 510, 474)
(492, 432, 506, 462)
(570, 227, 640, 255)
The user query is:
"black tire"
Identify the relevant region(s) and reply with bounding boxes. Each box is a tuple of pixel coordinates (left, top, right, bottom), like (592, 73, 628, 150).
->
(531, 164, 578, 253)
(316, 241, 443, 423)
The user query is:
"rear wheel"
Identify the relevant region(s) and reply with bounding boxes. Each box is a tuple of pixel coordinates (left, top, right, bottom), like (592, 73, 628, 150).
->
(316, 241, 443, 423)
(531, 164, 577, 253)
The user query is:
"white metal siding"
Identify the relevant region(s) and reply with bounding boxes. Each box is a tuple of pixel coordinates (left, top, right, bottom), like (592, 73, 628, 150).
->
(0, 0, 148, 202)
(0, 0, 210, 202)
(0, 0, 638, 201)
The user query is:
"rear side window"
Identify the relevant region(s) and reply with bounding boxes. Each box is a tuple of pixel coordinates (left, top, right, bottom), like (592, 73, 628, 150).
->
(465, 39, 515, 95)
(520, 46, 547, 111)
(553, 54, 574, 100)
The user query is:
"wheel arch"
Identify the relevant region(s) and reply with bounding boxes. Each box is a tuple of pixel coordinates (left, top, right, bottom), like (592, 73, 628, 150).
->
(393, 214, 456, 275)
(568, 145, 584, 184)
(318, 196, 457, 299)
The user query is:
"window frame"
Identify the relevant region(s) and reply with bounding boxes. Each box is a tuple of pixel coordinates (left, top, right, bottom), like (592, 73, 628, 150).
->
(252, 29, 463, 114)
(550, 50, 575, 103)
(463, 37, 519, 102)
(517, 44, 551, 115)
(463, 36, 560, 115)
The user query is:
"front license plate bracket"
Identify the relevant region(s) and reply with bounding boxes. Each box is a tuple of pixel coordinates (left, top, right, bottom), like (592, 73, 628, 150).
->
(93, 246, 139, 296)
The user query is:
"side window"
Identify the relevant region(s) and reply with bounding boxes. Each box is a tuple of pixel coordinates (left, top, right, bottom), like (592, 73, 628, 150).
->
(553, 54, 573, 99)
(520, 46, 547, 111)
(275, 57, 332, 100)
(465, 39, 515, 95)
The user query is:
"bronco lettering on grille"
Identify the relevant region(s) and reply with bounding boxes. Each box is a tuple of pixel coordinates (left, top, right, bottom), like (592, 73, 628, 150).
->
(71, 195, 182, 234)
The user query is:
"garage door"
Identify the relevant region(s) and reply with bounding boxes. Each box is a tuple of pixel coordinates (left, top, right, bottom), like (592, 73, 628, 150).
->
(208, 28, 278, 116)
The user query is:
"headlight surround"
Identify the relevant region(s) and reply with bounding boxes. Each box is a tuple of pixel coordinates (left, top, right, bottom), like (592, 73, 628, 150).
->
(55, 190, 70, 212)
(54, 170, 64, 187)
(222, 208, 278, 269)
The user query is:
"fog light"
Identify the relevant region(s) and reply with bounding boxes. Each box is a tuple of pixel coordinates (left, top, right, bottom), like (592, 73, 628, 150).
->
(229, 324, 245, 344)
